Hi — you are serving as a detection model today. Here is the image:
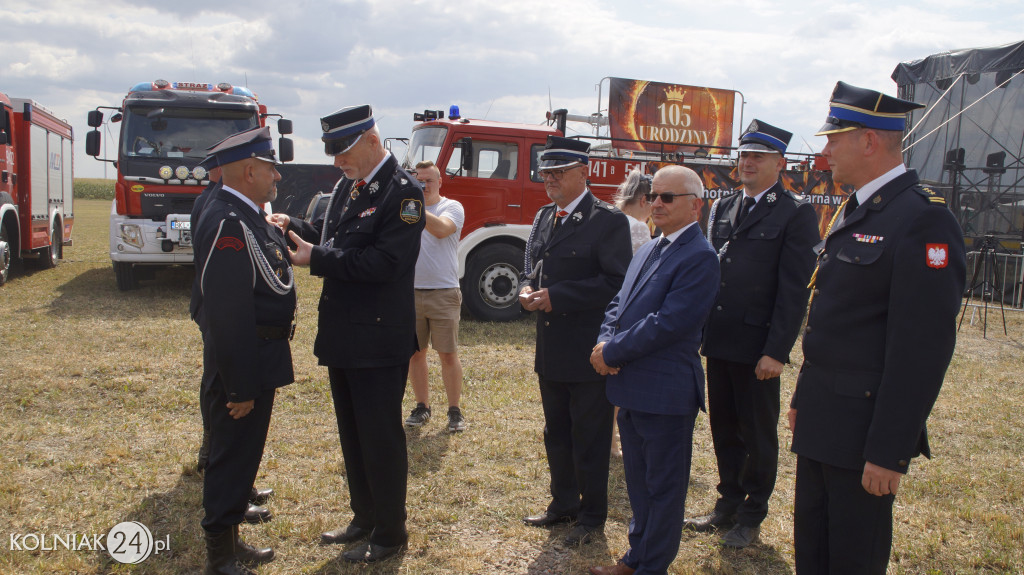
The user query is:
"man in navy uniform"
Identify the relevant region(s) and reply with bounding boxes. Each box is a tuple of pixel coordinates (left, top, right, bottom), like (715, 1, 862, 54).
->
(193, 126, 295, 575)
(789, 82, 966, 574)
(518, 136, 632, 546)
(589, 165, 720, 575)
(275, 105, 424, 563)
(685, 120, 819, 548)
(191, 156, 275, 523)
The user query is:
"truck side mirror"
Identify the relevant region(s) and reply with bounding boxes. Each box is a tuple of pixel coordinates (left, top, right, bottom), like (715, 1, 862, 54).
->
(460, 137, 474, 172)
(278, 137, 294, 162)
(86, 130, 101, 157)
(277, 119, 293, 135)
(87, 110, 104, 128)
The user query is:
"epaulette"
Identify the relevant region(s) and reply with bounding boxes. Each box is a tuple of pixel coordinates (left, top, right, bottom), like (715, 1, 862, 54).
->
(916, 186, 946, 205)
(783, 188, 807, 203)
(595, 199, 618, 212)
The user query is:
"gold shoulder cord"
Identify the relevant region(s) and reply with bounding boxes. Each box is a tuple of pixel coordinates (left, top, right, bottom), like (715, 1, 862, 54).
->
(806, 198, 849, 304)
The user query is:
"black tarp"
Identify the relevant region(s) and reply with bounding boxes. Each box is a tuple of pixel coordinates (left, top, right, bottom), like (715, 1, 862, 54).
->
(893, 40, 1024, 243)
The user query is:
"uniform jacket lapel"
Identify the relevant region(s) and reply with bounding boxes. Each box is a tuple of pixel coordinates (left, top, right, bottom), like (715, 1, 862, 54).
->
(544, 191, 594, 252)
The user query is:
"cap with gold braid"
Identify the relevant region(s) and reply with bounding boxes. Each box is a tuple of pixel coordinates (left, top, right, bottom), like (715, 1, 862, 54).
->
(816, 81, 924, 136)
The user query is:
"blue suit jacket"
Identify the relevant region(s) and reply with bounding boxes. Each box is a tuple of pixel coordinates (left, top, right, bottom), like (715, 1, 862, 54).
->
(598, 223, 720, 415)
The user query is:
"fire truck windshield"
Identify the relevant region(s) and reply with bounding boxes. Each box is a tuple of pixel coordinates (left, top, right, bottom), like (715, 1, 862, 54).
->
(122, 107, 259, 161)
(403, 126, 447, 170)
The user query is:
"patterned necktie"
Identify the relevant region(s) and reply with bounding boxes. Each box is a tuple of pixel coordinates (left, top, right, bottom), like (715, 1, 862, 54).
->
(637, 237, 669, 283)
(735, 196, 756, 228)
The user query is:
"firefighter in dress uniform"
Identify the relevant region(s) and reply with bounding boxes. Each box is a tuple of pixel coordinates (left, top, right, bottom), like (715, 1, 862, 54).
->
(193, 126, 296, 575)
(518, 136, 632, 546)
(685, 120, 820, 548)
(271, 105, 424, 564)
(789, 82, 966, 574)
(190, 153, 274, 523)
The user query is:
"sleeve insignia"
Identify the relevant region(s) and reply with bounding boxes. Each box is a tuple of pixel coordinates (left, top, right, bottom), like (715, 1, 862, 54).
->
(927, 243, 949, 268)
(400, 199, 423, 224)
(215, 236, 244, 251)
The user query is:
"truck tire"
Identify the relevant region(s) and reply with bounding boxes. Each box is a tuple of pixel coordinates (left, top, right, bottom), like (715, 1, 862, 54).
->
(34, 222, 61, 269)
(114, 261, 139, 291)
(461, 243, 524, 322)
(0, 223, 10, 286)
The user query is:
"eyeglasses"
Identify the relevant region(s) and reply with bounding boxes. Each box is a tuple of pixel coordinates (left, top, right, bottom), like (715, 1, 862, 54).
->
(644, 192, 698, 204)
(539, 166, 580, 181)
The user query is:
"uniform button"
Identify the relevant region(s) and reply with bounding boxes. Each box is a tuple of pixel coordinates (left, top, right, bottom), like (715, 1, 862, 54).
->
(864, 390, 872, 398)
(813, 288, 820, 296)
(716, 305, 723, 311)
(898, 459, 908, 467)
(323, 295, 329, 301)
(760, 232, 766, 237)
(376, 317, 382, 322)
(854, 256, 861, 262)
(805, 325, 813, 334)
(720, 281, 726, 287)
(725, 258, 732, 264)
(731, 235, 737, 240)
(544, 251, 550, 257)
(542, 274, 548, 280)
(544, 321, 550, 327)
(822, 254, 829, 261)
(571, 250, 576, 255)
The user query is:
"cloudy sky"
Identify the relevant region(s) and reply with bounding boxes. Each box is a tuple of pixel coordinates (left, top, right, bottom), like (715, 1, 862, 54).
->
(3, 0, 1022, 179)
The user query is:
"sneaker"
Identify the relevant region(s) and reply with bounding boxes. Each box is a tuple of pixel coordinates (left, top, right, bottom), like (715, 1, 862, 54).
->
(405, 403, 431, 427)
(447, 407, 467, 432)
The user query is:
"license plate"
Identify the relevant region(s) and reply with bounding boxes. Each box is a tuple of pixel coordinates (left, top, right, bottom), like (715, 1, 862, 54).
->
(170, 220, 190, 230)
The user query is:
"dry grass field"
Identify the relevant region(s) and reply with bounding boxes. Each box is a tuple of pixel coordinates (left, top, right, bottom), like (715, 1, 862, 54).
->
(1, 197, 1022, 574)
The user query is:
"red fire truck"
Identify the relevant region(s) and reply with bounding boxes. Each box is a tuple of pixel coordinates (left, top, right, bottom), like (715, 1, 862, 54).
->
(0, 91, 74, 286)
(400, 107, 843, 321)
(85, 79, 293, 290)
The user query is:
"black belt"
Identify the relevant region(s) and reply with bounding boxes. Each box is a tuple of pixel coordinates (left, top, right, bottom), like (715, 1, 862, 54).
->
(256, 324, 295, 340)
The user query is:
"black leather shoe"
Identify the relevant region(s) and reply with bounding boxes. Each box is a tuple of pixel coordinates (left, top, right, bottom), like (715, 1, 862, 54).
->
(342, 541, 406, 563)
(320, 524, 371, 545)
(683, 509, 735, 533)
(249, 487, 273, 505)
(243, 504, 272, 524)
(720, 523, 760, 548)
(565, 523, 602, 546)
(523, 511, 576, 527)
(232, 524, 274, 565)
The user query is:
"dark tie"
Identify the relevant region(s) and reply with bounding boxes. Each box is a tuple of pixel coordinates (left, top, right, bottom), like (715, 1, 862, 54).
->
(637, 237, 669, 283)
(735, 195, 756, 228)
(844, 193, 860, 219)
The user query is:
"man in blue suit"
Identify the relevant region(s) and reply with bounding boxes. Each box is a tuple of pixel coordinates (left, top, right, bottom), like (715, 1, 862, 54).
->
(588, 165, 720, 575)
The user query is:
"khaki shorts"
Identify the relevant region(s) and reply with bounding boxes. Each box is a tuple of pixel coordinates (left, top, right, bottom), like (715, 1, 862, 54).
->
(414, 288, 462, 353)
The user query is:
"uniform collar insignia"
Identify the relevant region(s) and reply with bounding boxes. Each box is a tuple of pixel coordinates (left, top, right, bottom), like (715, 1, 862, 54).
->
(571, 211, 583, 223)
(872, 195, 882, 204)
(766, 191, 777, 203)
(368, 181, 380, 194)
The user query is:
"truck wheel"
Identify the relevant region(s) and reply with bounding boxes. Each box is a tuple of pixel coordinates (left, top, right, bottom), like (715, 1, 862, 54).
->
(0, 224, 10, 286)
(35, 223, 61, 269)
(114, 261, 139, 291)
(461, 244, 524, 322)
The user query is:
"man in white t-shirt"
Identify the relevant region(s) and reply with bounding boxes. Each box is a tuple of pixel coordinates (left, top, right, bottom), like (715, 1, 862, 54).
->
(405, 161, 468, 432)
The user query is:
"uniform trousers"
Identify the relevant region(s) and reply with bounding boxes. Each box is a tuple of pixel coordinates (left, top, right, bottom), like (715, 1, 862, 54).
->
(618, 408, 697, 575)
(538, 377, 614, 527)
(328, 365, 409, 547)
(794, 455, 894, 575)
(706, 357, 781, 526)
(201, 373, 275, 533)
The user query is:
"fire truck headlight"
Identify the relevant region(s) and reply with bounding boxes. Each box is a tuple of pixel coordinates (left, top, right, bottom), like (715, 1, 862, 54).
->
(120, 224, 144, 248)
(175, 166, 191, 180)
(158, 165, 173, 179)
(192, 166, 207, 181)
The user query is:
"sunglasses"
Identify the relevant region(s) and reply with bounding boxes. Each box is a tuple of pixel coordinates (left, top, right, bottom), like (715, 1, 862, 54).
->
(644, 192, 698, 203)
